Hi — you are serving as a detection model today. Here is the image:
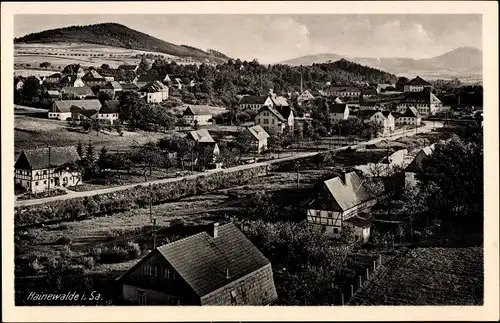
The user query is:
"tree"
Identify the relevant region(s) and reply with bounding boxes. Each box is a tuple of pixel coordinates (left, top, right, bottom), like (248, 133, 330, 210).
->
(100, 64, 110, 70)
(76, 142, 84, 158)
(40, 62, 51, 69)
(417, 135, 483, 231)
(118, 91, 148, 128)
(132, 142, 164, 180)
(114, 120, 124, 136)
(268, 131, 284, 156)
(234, 129, 255, 160)
(98, 146, 109, 174)
(61, 92, 79, 101)
(139, 57, 152, 72)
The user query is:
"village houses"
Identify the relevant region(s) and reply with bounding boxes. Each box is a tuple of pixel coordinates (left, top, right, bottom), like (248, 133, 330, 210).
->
(59, 75, 86, 88)
(296, 90, 315, 106)
(134, 72, 171, 88)
(328, 103, 350, 121)
(246, 125, 270, 154)
(40, 90, 61, 106)
(100, 81, 123, 98)
(96, 100, 120, 124)
(324, 86, 361, 101)
(306, 171, 376, 243)
(239, 95, 274, 111)
(118, 64, 139, 73)
(70, 100, 102, 122)
(14, 146, 82, 194)
(396, 89, 442, 116)
(48, 100, 100, 120)
(254, 105, 294, 134)
(81, 70, 107, 87)
(116, 222, 278, 305)
(186, 129, 221, 169)
(61, 86, 94, 99)
(393, 106, 422, 126)
(357, 110, 395, 133)
(403, 76, 433, 93)
(44, 72, 63, 83)
(138, 81, 169, 103)
(183, 106, 213, 126)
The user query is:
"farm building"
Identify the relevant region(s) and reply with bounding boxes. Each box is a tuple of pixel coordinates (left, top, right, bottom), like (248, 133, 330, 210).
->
(394, 106, 422, 126)
(96, 100, 120, 124)
(254, 105, 294, 134)
(186, 129, 220, 169)
(14, 146, 82, 194)
(138, 81, 169, 103)
(69, 100, 102, 122)
(296, 90, 315, 106)
(59, 75, 86, 88)
(396, 89, 442, 117)
(116, 222, 278, 305)
(306, 171, 376, 243)
(100, 81, 123, 98)
(118, 64, 139, 72)
(239, 95, 274, 111)
(329, 103, 349, 121)
(403, 76, 432, 93)
(40, 90, 61, 106)
(246, 125, 270, 154)
(44, 73, 62, 83)
(48, 99, 101, 121)
(82, 70, 107, 87)
(61, 86, 94, 99)
(183, 106, 213, 126)
(134, 72, 171, 88)
(356, 110, 395, 133)
(120, 83, 139, 92)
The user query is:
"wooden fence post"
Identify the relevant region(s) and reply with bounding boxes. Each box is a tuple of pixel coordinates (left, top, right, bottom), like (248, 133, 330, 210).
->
(373, 260, 376, 271)
(358, 275, 362, 287)
(341, 293, 344, 306)
(379, 254, 382, 266)
(350, 285, 354, 297)
(366, 268, 369, 280)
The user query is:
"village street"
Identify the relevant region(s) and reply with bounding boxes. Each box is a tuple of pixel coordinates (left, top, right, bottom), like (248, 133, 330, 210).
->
(14, 121, 443, 207)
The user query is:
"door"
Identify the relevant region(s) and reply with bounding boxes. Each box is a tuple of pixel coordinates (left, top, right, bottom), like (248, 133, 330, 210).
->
(137, 290, 147, 305)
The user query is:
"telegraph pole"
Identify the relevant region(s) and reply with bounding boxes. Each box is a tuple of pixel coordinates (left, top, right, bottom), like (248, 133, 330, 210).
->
(296, 161, 300, 189)
(152, 218, 157, 249)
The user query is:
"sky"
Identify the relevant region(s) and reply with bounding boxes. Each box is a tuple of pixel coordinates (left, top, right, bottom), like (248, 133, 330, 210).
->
(14, 14, 482, 64)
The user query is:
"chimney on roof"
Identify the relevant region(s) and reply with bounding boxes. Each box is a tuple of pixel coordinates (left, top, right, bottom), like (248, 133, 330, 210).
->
(209, 222, 219, 238)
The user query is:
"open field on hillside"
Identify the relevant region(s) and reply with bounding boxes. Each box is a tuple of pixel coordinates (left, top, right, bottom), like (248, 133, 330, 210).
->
(14, 114, 170, 152)
(350, 247, 483, 305)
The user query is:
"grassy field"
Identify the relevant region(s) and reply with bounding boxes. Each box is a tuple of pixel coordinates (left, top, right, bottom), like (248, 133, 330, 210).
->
(350, 247, 483, 305)
(14, 114, 170, 152)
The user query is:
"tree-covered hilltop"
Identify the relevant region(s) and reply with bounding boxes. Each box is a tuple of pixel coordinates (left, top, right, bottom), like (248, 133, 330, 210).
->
(150, 57, 397, 106)
(14, 23, 228, 64)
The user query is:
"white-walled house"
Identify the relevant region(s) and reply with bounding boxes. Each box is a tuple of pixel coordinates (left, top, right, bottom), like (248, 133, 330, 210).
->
(48, 100, 101, 121)
(403, 76, 432, 92)
(100, 81, 123, 98)
(14, 146, 82, 194)
(394, 106, 421, 126)
(246, 125, 270, 154)
(61, 86, 94, 99)
(239, 95, 274, 111)
(254, 106, 294, 134)
(396, 89, 442, 117)
(306, 171, 376, 243)
(96, 100, 120, 124)
(329, 103, 349, 121)
(357, 110, 395, 133)
(183, 106, 213, 126)
(138, 81, 169, 103)
(297, 90, 315, 106)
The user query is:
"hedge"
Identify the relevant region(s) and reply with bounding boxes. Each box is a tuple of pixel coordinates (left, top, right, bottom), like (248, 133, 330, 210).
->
(15, 165, 267, 227)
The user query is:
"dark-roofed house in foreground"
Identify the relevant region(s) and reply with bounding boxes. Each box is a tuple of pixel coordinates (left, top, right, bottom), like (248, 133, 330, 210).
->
(14, 146, 82, 194)
(116, 222, 278, 305)
(254, 105, 294, 134)
(306, 171, 376, 243)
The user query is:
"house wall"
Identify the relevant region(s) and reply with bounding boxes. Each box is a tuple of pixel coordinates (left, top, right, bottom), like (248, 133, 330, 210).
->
(144, 92, 163, 103)
(121, 252, 198, 305)
(184, 114, 212, 126)
(330, 109, 349, 121)
(200, 264, 278, 306)
(96, 113, 119, 124)
(73, 79, 86, 87)
(306, 209, 343, 236)
(396, 117, 421, 126)
(15, 167, 81, 193)
(257, 138, 268, 154)
(48, 112, 72, 121)
(255, 111, 285, 134)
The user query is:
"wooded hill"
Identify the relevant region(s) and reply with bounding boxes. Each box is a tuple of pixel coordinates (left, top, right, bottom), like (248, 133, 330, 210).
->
(14, 23, 228, 64)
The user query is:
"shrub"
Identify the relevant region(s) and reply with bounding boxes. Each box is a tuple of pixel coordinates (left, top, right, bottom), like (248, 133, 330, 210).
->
(126, 241, 141, 259)
(90, 247, 102, 260)
(60, 245, 73, 258)
(28, 258, 43, 274)
(78, 256, 95, 269)
(99, 246, 129, 263)
(57, 235, 72, 245)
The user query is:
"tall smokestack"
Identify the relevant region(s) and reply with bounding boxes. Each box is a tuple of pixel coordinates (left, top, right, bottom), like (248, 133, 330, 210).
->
(209, 222, 219, 238)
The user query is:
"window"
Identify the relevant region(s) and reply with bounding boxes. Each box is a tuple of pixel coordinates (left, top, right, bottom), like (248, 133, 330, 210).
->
(263, 119, 269, 124)
(144, 265, 157, 276)
(315, 210, 320, 217)
(164, 268, 176, 279)
(137, 290, 147, 305)
(272, 119, 275, 124)
(51, 179, 53, 183)
(333, 227, 339, 234)
(230, 290, 237, 305)
(328, 211, 333, 218)
(35, 181, 39, 186)
(43, 180, 47, 184)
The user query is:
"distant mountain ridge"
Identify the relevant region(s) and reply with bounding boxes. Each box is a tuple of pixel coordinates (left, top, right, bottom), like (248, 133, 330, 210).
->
(14, 23, 229, 64)
(280, 47, 483, 76)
